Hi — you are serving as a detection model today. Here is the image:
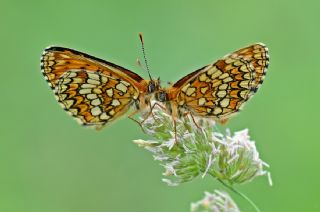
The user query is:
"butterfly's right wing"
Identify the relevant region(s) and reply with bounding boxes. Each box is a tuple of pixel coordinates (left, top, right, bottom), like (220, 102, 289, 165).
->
(41, 46, 149, 128)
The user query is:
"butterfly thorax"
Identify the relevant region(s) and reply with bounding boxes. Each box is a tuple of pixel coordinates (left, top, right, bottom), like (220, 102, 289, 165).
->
(155, 88, 181, 118)
(137, 79, 161, 110)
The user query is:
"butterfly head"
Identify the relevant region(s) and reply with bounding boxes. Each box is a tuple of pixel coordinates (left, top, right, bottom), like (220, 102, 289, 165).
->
(147, 77, 161, 94)
(155, 88, 168, 102)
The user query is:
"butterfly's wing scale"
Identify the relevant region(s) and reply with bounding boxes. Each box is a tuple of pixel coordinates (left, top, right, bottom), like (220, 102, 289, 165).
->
(169, 43, 269, 120)
(41, 46, 148, 128)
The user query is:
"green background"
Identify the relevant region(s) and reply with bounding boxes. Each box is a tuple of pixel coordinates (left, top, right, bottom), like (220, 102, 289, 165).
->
(1, 0, 319, 211)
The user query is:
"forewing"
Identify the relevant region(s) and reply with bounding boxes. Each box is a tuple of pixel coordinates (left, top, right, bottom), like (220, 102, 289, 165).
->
(172, 43, 269, 119)
(41, 46, 144, 127)
(41, 46, 145, 89)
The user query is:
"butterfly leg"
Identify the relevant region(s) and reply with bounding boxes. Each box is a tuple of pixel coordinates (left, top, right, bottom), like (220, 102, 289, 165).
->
(128, 110, 147, 133)
(129, 102, 166, 131)
(140, 102, 166, 125)
(148, 101, 161, 124)
(173, 118, 177, 142)
(183, 111, 201, 130)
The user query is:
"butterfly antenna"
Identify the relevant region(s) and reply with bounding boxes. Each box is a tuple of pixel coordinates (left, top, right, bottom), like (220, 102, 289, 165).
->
(139, 32, 153, 80)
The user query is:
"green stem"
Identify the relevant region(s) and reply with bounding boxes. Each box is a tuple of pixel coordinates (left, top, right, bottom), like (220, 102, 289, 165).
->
(218, 179, 261, 212)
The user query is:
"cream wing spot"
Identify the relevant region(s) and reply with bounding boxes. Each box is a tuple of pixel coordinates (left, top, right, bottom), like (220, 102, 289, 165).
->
(91, 107, 102, 116)
(72, 78, 83, 84)
(111, 99, 121, 106)
(59, 94, 67, 100)
(59, 54, 71, 59)
(254, 53, 263, 59)
(93, 88, 102, 94)
(88, 73, 100, 80)
(61, 78, 71, 84)
(68, 72, 77, 78)
(64, 100, 74, 108)
(181, 83, 190, 92)
(210, 69, 222, 79)
(258, 60, 265, 66)
(58, 85, 68, 93)
(240, 90, 249, 99)
(243, 73, 251, 80)
(198, 97, 206, 106)
(216, 90, 227, 98)
(116, 83, 127, 93)
(199, 73, 208, 82)
(239, 80, 250, 88)
(87, 79, 101, 85)
(69, 108, 78, 115)
(106, 88, 113, 97)
(47, 61, 54, 66)
(220, 98, 230, 107)
(207, 66, 216, 75)
(240, 65, 249, 72)
(223, 108, 232, 113)
(234, 60, 243, 66)
(223, 77, 233, 83)
(81, 83, 96, 89)
(200, 87, 208, 94)
(219, 73, 229, 79)
(219, 84, 228, 90)
(186, 87, 196, 96)
(225, 58, 235, 64)
(100, 112, 110, 120)
(91, 99, 101, 106)
(79, 89, 92, 94)
(213, 107, 222, 115)
(87, 94, 98, 100)
(101, 76, 109, 83)
(253, 48, 261, 54)
(212, 80, 222, 88)
(121, 80, 131, 86)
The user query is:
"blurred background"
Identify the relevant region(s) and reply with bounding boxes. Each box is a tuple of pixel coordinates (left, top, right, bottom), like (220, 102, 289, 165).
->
(1, 0, 319, 211)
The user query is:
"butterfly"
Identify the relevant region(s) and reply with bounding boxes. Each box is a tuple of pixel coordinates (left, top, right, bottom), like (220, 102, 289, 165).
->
(154, 43, 269, 125)
(41, 46, 159, 129)
(41, 37, 269, 133)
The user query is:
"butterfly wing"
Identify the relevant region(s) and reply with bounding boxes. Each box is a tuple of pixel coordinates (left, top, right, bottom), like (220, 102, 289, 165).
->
(168, 43, 269, 120)
(41, 46, 148, 128)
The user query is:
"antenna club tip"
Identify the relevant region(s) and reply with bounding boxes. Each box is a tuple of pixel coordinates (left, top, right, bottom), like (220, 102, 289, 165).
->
(138, 32, 144, 44)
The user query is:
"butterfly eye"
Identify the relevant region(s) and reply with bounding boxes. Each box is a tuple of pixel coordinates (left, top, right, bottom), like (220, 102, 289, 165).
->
(157, 91, 167, 102)
(148, 81, 156, 93)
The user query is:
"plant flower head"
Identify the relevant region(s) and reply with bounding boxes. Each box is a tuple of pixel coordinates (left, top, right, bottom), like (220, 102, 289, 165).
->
(133, 103, 271, 186)
(191, 190, 240, 212)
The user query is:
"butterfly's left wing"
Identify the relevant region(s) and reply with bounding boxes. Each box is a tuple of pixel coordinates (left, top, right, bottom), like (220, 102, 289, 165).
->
(168, 43, 269, 120)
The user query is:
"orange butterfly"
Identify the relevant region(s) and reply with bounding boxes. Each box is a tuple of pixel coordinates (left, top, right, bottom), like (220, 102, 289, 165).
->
(41, 35, 269, 134)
